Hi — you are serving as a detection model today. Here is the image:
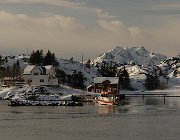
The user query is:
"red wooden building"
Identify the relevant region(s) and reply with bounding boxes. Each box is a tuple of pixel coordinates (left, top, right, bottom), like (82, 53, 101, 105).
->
(87, 77, 119, 94)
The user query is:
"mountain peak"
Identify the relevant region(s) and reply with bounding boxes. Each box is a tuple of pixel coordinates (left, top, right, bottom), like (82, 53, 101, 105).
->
(93, 46, 167, 66)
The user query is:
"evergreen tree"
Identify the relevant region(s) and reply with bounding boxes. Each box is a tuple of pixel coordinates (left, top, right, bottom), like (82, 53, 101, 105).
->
(16, 60, 21, 75)
(5, 56, 8, 63)
(12, 63, 17, 78)
(67, 71, 86, 89)
(29, 50, 44, 65)
(70, 57, 73, 61)
(118, 66, 131, 90)
(0, 66, 5, 78)
(144, 71, 160, 90)
(85, 59, 91, 69)
(4, 65, 12, 77)
(43, 50, 59, 66)
(12, 60, 21, 79)
(55, 68, 66, 83)
(0, 55, 4, 66)
(97, 62, 117, 77)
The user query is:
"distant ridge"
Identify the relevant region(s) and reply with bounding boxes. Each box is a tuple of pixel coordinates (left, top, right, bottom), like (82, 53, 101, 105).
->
(93, 46, 167, 66)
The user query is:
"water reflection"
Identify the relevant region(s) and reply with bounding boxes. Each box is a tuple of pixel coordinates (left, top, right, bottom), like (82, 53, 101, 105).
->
(144, 98, 164, 105)
(97, 106, 115, 114)
(97, 105, 131, 115)
(96, 94, 180, 115)
(126, 96, 180, 107)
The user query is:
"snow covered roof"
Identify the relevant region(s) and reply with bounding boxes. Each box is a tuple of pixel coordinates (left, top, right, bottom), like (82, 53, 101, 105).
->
(44, 65, 54, 74)
(94, 77, 119, 84)
(23, 65, 36, 74)
(44, 65, 53, 70)
(23, 65, 54, 75)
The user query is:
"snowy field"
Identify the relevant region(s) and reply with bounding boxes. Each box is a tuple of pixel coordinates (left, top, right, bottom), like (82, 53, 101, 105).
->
(0, 85, 87, 100)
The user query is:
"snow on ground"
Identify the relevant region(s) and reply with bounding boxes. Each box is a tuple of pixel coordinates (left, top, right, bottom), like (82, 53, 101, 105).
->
(3, 54, 29, 69)
(0, 84, 88, 100)
(0, 87, 17, 99)
(130, 74, 146, 90)
(58, 58, 97, 85)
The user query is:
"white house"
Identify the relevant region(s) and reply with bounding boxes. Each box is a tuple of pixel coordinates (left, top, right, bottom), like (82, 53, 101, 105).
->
(23, 65, 58, 86)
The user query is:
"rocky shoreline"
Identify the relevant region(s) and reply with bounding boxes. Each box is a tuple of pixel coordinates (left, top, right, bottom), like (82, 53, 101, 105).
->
(8, 99, 83, 106)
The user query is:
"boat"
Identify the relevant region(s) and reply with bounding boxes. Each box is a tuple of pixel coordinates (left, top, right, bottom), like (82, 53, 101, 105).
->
(96, 87, 119, 106)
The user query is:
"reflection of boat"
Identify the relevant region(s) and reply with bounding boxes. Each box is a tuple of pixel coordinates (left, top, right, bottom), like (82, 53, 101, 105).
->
(97, 106, 114, 114)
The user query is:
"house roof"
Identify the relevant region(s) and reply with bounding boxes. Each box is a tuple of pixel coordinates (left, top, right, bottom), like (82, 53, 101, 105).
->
(94, 77, 119, 84)
(44, 65, 53, 70)
(44, 65, 53, 74)
(23, 65, 53, 75)
(23, 65, 36, 74)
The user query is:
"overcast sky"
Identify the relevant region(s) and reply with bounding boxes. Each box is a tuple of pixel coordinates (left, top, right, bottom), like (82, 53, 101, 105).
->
(0, 0, 180, 61)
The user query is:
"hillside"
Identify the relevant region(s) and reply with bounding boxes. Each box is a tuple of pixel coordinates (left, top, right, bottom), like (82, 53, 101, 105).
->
(0, 47, 180, 91)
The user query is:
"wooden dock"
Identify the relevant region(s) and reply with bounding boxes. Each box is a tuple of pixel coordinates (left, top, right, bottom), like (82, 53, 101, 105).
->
(121, 93, 180, 104)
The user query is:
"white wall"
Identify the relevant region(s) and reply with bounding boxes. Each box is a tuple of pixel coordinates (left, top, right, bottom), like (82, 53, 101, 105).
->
(49, 78, 59, 85)
(24, 75, 49, 86)
(23, 66, 59, 86)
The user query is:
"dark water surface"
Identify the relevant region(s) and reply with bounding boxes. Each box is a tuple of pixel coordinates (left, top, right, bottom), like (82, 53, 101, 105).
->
(0, 96, 180, 140)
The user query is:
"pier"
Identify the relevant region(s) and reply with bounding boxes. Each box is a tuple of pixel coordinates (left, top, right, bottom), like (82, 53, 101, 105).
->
(121, 93, 180, 104)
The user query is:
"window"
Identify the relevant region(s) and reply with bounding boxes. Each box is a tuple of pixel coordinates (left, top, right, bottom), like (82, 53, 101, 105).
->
(34, 72, 38, 75)
(28, 79, 32, 83)
(96, 89, 101, 93)
(98, 84, 102, 87)
(40, 79, 44, 82)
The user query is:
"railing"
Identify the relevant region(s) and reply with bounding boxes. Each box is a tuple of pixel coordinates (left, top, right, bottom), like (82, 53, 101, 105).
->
(120, 93, 180, 104)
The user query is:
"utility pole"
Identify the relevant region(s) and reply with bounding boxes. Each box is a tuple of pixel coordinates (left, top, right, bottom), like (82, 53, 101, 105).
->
(82, 53, 84, 70)
(82, 53, 83, 64)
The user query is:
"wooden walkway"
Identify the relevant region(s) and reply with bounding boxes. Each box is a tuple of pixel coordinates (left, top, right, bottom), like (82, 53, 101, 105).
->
(121, 93, 180, 104)
(121, 93, 180, 97)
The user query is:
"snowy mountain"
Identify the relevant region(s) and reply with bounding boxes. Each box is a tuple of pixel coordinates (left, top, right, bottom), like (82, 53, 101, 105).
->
(57, 59, 97, 85)
(158, 56, 180, 76)
(93, 46, 167, 66)
(57, 48, 179, 90)
(1, 54, 29, 69)
(0, 47, 180, 91)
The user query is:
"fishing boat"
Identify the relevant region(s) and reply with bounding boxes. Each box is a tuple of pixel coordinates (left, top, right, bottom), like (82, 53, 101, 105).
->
(96, 87, 118, 106)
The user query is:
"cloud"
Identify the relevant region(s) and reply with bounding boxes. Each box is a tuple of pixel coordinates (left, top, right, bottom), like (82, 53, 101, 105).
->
(0, 9, 179, 60)
(0, 0, 85, 9)
(0, 11, 83, 31)
(97, 19, 144, 43)
(95, 9, 116, 19)
(98, 20, 126, 32)
(95, 8, 145, 46)
(0, 10, 145, 59)
(151, 3, 180, 10)
(144, 3, 180, 16)
(0, 11, 85, 55)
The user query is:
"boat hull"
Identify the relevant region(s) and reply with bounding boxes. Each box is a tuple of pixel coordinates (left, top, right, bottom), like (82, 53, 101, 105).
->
(96, 91, 119, 106)
(96, 99, 117, 106)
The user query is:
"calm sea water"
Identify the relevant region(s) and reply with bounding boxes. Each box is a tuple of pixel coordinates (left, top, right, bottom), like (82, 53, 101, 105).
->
(1, 94, 180, 140)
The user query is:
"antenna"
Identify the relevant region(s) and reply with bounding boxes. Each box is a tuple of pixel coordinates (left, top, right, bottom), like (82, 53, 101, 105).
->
(82, 53, 83, 65)
(82, 53, 84, 70)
